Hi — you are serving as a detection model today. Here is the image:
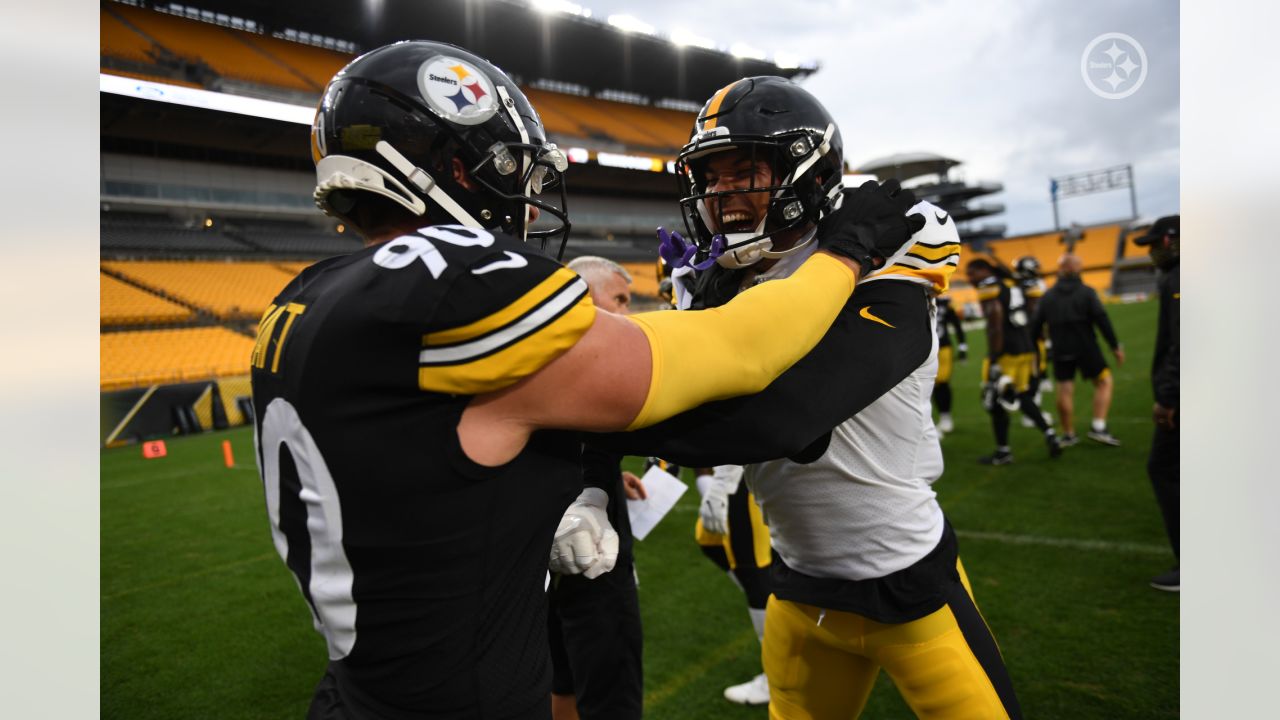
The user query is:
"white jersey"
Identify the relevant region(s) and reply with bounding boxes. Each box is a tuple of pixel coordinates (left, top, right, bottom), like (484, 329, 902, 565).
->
(743, 201, 955, 581)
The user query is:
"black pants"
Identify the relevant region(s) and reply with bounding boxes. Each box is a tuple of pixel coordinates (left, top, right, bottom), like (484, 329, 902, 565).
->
(547, 556, 643, 720)
(1147, 425, 1180, 558)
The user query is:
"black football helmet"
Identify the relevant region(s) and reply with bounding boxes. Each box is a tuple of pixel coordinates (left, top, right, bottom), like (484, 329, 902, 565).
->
(1014, 255, 1041, 280)
(311, 41, 571, 257)
(675, 76, 845, 269)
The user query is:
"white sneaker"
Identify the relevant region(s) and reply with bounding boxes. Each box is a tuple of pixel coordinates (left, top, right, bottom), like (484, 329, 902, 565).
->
(724, 672, 770, 705)
(937, 414, 954, 433)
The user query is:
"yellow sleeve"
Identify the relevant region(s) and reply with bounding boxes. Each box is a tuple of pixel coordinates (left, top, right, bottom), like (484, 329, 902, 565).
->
(624, 253, 856, 430)
(976, 284, 1000, 301)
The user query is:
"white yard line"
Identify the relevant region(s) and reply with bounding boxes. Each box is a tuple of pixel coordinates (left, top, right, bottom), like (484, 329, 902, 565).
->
(957, 529, 1168, 555)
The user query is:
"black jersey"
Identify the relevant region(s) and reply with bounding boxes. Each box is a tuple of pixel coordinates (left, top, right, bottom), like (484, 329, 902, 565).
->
(975, 276, 1035, 356)
(935, 296, 965, 349)
(251, 225, 597, 720)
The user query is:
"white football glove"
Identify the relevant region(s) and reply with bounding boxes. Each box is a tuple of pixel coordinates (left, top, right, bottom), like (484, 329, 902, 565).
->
(698, 465, 743, 536)
(549, 488, 619, 579)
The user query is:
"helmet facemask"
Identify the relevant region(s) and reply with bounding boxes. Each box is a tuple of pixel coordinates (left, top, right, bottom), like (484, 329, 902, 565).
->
(676, 124, 841, 269)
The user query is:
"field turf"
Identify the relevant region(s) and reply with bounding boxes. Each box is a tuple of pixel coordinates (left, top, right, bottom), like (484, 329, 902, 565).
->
(102, 299, 1177, 719)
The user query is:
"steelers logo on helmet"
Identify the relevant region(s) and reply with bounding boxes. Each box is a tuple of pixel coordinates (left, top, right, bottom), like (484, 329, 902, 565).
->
(417, 56, 499, 126)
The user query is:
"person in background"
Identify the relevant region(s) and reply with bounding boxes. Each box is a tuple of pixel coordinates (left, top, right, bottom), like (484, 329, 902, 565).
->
(548, 256, 647, 720)
(1029, 254, 1125, 446)
(967, 258, 1063, 465)
(933, 293, 967, 434)
(1013, 256, 1054, 429)
(1132, 216, 1179, 592)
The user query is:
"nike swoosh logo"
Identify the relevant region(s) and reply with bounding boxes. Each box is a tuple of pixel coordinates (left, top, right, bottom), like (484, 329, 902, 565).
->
(859, 306, 895, 328)
(471, 251, 529, 275)
(935, 211, 949, 224)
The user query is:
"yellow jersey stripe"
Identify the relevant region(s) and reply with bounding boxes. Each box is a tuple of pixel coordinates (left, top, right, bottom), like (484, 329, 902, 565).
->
(874, 265, 958, 294)
(424, 267, 580, 346)
(418, 291, 596, 395)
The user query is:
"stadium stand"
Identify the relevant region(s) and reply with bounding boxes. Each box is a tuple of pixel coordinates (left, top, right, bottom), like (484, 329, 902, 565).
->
(524, 88, 682, 152)
(985, 231, 1067, 272)
(1073, 224, 1123, 269)
(101, 212, 256, 254)
(617, 262, 661, 300)
(108, 3, 320, 92)
(240, 33, 348, 89)
(226, 219, 362, 256)
(101, 326, 256, 390)
(101, 272, 196, 326)
(102, 260, 297, 320)
(101, 6, 158, 67)
(1120, 222, 1153, 259)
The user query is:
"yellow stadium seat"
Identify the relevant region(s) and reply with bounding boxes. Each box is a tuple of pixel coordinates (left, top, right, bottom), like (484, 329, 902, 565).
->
(100, 8, 153, 66)
(101, 272, 195, 326)
(110, 4, 319, 92)
(101, 327, 257, 391)
(103, 261, 299, 320)
(1074, 225, 1121, 269)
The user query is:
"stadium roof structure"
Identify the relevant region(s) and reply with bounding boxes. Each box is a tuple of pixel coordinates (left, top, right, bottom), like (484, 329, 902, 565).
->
(856, 151, 1005, 243)
(167, 0, 815, 103)
(856, 152, 961, 183)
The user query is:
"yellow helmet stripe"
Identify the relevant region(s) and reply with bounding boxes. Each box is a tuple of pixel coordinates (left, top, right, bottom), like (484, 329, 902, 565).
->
(702, 80, 740, 130)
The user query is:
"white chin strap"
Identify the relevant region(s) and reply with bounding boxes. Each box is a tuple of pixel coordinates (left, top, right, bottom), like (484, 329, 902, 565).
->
(313, 140, 484, 229)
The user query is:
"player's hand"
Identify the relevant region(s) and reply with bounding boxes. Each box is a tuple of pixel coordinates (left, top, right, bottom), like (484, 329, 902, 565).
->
(957, 343, 969, 361)
(816, 180, 926, 277)
(1153, 403, 1177, 430)
(699, 480, 730, 535)
(621, 471, 647, 500)
(698, 465, 743, 535)
(549, 488, 619, 579)
(1114, 346, 1127, 366)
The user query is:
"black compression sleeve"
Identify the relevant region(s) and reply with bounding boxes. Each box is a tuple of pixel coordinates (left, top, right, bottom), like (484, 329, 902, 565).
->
(588, 281, 933, 467)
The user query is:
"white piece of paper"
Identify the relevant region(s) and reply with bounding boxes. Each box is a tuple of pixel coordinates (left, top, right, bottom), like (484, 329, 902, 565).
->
(626, 466, 688, 541)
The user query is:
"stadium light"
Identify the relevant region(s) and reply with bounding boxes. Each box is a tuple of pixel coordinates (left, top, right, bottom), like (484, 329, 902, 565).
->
(729, 43, 767, 61)
(607, 14, 655, 35)
(531, 0, 587, 16)
(670, 28, 716, 50)
(100, 73, 313, 125)
(565, 147, 590, 164)
(772, 52, 801, 69)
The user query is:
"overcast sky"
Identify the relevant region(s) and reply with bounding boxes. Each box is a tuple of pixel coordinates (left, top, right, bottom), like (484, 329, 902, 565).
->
(579, 0, 1179, 235)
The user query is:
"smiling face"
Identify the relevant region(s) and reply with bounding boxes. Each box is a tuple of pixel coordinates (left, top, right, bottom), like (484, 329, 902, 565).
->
(701, 149, 778, 236)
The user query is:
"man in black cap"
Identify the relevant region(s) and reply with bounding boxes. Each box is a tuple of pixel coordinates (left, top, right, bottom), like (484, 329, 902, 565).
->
(1133, 215, 1179, 591)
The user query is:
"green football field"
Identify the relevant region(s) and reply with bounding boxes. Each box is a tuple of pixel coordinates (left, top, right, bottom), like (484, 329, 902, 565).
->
(101, 299, 1177, 719)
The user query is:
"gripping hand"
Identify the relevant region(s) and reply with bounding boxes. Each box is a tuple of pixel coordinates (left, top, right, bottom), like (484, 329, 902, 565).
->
(549, 488, 619, 579)
(817, 180, 926, 277)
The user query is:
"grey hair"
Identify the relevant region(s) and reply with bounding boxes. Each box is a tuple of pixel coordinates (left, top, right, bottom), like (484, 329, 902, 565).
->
(567, 255, 632, 284)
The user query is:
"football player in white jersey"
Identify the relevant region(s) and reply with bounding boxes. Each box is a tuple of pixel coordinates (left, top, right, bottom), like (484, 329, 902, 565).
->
(602, 77, 1022, 719)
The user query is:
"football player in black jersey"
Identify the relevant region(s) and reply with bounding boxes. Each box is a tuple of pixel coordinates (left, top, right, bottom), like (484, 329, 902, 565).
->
(253, 41, 926, 720)
(932, 294, 967, 434)
(966, 258, 1063, 465)
(1013, 256, 1054, 429)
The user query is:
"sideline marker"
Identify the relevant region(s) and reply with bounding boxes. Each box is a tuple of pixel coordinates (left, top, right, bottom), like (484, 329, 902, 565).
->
(222, 440, 236, 468)
(142, 440, 167, 459)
